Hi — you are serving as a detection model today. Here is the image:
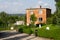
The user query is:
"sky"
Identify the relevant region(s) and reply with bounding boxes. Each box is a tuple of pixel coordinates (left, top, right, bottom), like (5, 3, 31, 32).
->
(0, 0, 56, 14)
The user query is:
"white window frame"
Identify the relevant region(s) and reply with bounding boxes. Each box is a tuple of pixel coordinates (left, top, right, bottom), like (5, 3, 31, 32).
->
(30, 10, 33, 15)
(39, 9, 43, 14)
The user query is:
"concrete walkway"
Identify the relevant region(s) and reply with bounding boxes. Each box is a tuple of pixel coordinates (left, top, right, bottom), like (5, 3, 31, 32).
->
(0, 30, 53, 40)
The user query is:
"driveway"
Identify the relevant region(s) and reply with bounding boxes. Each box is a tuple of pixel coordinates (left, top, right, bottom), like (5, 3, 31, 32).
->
(0, 30, 53, 40)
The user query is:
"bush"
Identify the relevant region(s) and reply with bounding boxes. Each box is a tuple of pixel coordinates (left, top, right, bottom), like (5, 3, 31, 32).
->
(37, 26, 60, 40)
(18, 25, 60, 40)
(18, 25, 25, 33)
(41, 23, 46, 26)
(23, 28, 33, 35)
(18, 27, 23, 33)
(18, 25, 33, 34)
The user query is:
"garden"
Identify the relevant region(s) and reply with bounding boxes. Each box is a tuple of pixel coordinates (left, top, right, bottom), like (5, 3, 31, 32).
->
(18, 24, 60, 40)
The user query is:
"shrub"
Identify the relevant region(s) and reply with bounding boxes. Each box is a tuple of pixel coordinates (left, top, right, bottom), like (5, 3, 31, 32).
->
(37, 26, 60, 40)
(23, 28, 33, 35)
(18, 25, 33, 34)
(37, 28, 50, 38)
(18, 25, 60, 40)
(18, 27, 23, 33)
(41, 23, 46, 26)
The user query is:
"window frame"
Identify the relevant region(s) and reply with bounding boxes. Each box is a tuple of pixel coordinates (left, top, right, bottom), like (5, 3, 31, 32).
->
(39, 9, 43, 14)
(39, 17, 43, 22)
(30, 10, 33, 14)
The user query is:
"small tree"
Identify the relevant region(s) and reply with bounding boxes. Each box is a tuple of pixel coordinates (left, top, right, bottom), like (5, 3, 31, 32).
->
(30, 14, 37, 25)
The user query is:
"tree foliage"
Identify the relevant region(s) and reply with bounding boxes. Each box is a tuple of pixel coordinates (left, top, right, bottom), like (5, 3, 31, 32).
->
(47, 14, 57, 25)
(47, 17, 53, 24)
(30, 14, 37, 24)
(54, 0, 60, 25)
(55, 0, 60, 8)
(52, 15, 57, 24)
(0, 11, 26, 28)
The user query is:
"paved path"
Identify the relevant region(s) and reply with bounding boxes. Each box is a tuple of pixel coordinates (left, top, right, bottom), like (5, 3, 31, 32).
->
(0, 30, 53, 40)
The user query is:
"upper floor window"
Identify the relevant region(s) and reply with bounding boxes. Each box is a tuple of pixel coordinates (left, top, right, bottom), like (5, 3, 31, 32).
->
(39, 9, 43, 14)
(30, 10, 33, 15)
(30, 11, 33, 14)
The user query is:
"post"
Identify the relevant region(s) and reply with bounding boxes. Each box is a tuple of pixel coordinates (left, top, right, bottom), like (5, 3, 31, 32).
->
(39, 24, 41, 28)
(11, 27, 14, 30)
(35, 29, 38, 37)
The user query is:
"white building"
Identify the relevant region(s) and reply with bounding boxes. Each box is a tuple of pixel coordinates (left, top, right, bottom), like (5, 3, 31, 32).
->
(14, 21, 24, 25)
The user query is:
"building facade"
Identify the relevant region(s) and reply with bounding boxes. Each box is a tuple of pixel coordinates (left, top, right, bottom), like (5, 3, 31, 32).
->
(26, 6, 51, 26)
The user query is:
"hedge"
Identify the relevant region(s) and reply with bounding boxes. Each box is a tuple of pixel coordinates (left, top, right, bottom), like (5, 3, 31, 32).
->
(37, 27, 60, 40)
(18, 25, 60, 40)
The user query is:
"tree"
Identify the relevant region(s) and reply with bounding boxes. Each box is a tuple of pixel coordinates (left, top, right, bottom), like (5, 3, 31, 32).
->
(0, 12, 8, 27)
(55, 0, 60, 25)
(19, 15, 26, 24)
(30, 14, 37, 25)
(47, 14, 57, 25)
(19, 15, 25, 21)
(55, 0, 60, 7)
(52, 15, 57, 24)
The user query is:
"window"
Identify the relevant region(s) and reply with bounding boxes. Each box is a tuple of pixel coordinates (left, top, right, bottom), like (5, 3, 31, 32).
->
(39, 18, 42, 22)
(30, 10, 33, 14)
(30, 11, 33, 14)
(39, 9, 43, 14)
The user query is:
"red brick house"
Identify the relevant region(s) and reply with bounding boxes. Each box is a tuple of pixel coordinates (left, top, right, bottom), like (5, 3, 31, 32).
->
(26, 6, 51, 26)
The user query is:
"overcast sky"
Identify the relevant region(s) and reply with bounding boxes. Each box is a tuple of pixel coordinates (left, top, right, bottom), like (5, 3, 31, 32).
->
(0, 0, 56, 14)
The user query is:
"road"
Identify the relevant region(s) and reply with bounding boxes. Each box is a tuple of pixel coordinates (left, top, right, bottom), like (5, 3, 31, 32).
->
(0, 30, 53, 40)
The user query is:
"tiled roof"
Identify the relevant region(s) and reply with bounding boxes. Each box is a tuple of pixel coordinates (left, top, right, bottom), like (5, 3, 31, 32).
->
(26, 8, 51, 10)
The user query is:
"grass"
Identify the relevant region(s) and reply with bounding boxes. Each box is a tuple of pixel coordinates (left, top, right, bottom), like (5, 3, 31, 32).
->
(0, 27, 10, 31)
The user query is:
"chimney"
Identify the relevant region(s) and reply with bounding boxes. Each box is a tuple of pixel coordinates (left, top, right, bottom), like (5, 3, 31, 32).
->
(40, 6, 42, 8)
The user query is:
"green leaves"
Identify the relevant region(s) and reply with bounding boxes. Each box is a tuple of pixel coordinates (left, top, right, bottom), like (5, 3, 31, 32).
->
(55, 0, 60, 9)
(30, 14, 37, 24)
(52, 15, 57, 24)
(56, 2, 60, 7)
(55, 0, 60, 2)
